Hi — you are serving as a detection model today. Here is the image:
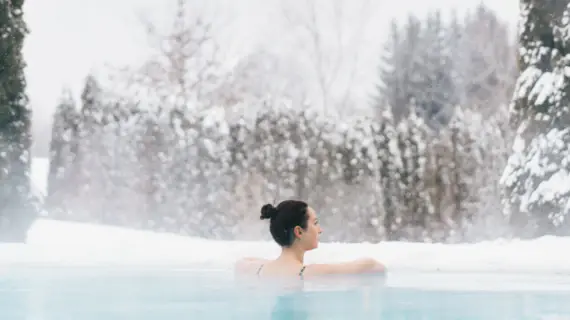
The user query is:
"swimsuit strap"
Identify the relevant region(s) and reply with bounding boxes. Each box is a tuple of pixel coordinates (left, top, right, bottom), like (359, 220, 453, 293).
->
(256, 264, 305, 279)
(299, 266, 306, 280)
(256, 264, 264, 277)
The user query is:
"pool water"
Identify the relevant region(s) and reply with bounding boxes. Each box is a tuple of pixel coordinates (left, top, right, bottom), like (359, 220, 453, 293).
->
(1, 267, 570, 319)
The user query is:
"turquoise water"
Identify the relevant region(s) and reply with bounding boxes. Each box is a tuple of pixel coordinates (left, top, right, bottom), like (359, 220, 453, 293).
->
(1, 267, 570, 319)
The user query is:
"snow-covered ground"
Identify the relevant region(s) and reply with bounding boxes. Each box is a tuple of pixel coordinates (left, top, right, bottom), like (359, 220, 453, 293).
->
(0, 157, 566, 279)
(1, 216, 569, 276)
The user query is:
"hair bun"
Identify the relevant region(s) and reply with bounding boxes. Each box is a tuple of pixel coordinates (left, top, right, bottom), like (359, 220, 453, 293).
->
(260, 203, 277, 220)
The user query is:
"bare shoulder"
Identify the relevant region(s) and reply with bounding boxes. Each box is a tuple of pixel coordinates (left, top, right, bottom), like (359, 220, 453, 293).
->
(303, 258, 386, 277)
(234, 257, 269, 275)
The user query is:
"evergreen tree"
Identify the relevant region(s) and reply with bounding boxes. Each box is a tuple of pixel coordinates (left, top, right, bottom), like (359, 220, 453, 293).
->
(416, 10, 455, 128)
(460, 106, 512, 241)
(447, 107, 477, 233)
(375, 15, 424, 122)
(375, 11, 454, 128)
(374, 4, 516, 127)
(75, 74, 106, 221)
(374, 19, 406, 119)
(80, 74, 105, 130)
(47, 89, 79, 212)
(501, 0, 570, 237)
(457, 4, 518, 117)
(133, 109, 165, 228)
(399, 15, 424, 121)
(446, 9, 466, 107)
(393, 109, 434, 240)
(0, 0, 38, 242)
(373, 108, 401, 240)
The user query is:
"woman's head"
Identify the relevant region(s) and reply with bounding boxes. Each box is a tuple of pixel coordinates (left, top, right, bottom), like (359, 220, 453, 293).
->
(260, 200, 322, 250)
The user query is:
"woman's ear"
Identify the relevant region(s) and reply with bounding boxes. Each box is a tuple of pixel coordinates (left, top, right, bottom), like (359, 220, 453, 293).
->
(293, 226, 303, 239)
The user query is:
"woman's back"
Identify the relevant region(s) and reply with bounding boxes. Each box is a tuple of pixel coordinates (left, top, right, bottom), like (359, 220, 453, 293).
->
(235, 257, 385, 280)
(256, 261, 307, 280)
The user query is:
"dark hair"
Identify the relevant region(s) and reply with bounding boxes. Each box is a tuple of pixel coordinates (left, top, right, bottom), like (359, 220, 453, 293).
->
(260, 200, 309, 247)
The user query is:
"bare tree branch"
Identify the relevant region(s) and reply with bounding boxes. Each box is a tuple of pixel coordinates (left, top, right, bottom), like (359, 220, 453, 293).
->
(109, 0, 222, 118)
(279, 0, 374, 116)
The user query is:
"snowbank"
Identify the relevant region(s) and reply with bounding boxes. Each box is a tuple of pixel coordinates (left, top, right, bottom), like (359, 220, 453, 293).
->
(0, 218, 567, 275)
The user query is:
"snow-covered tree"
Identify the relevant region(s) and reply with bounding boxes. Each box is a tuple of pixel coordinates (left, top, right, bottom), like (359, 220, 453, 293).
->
(113, 0, 222, 121)
(456, 4, 518, 118)
(374, 5, 517, 127)
(0, 0, 38, 242)
(132, 108, 166, 228)
(390, 15, 424, 122)
(392, 109, 434, 240)
(500, 0, 570, 237)
(462, 105, 513, 241)
(375, 12, 454, 127)
(445, 107, 479, 236)
(47, 89, 80, 213)
(69, 74, 108, 221)
(373, 19, 406, 120)
(48, 82, 513, 243)
(416, 10, 456, 128)
(372, 108, 401, 240)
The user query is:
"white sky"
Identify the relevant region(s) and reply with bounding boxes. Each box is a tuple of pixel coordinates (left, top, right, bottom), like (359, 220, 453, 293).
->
(22, 0, 519, 154)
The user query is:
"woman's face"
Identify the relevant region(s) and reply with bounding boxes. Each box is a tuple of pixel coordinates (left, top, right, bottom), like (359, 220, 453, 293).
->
(297, 207, 322, 251)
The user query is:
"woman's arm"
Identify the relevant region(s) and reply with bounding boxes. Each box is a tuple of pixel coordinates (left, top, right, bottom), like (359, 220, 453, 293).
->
(304, 258, 386, 276)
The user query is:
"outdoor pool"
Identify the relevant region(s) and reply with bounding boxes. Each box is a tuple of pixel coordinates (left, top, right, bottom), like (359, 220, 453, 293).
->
(1, 267, 569, 319)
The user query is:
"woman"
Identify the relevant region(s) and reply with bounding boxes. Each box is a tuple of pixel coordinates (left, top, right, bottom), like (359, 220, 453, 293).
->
(234, 200, 386, 280)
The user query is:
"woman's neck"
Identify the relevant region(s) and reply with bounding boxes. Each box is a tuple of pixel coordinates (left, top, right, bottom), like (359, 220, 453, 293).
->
(280, 246, 305, 265)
